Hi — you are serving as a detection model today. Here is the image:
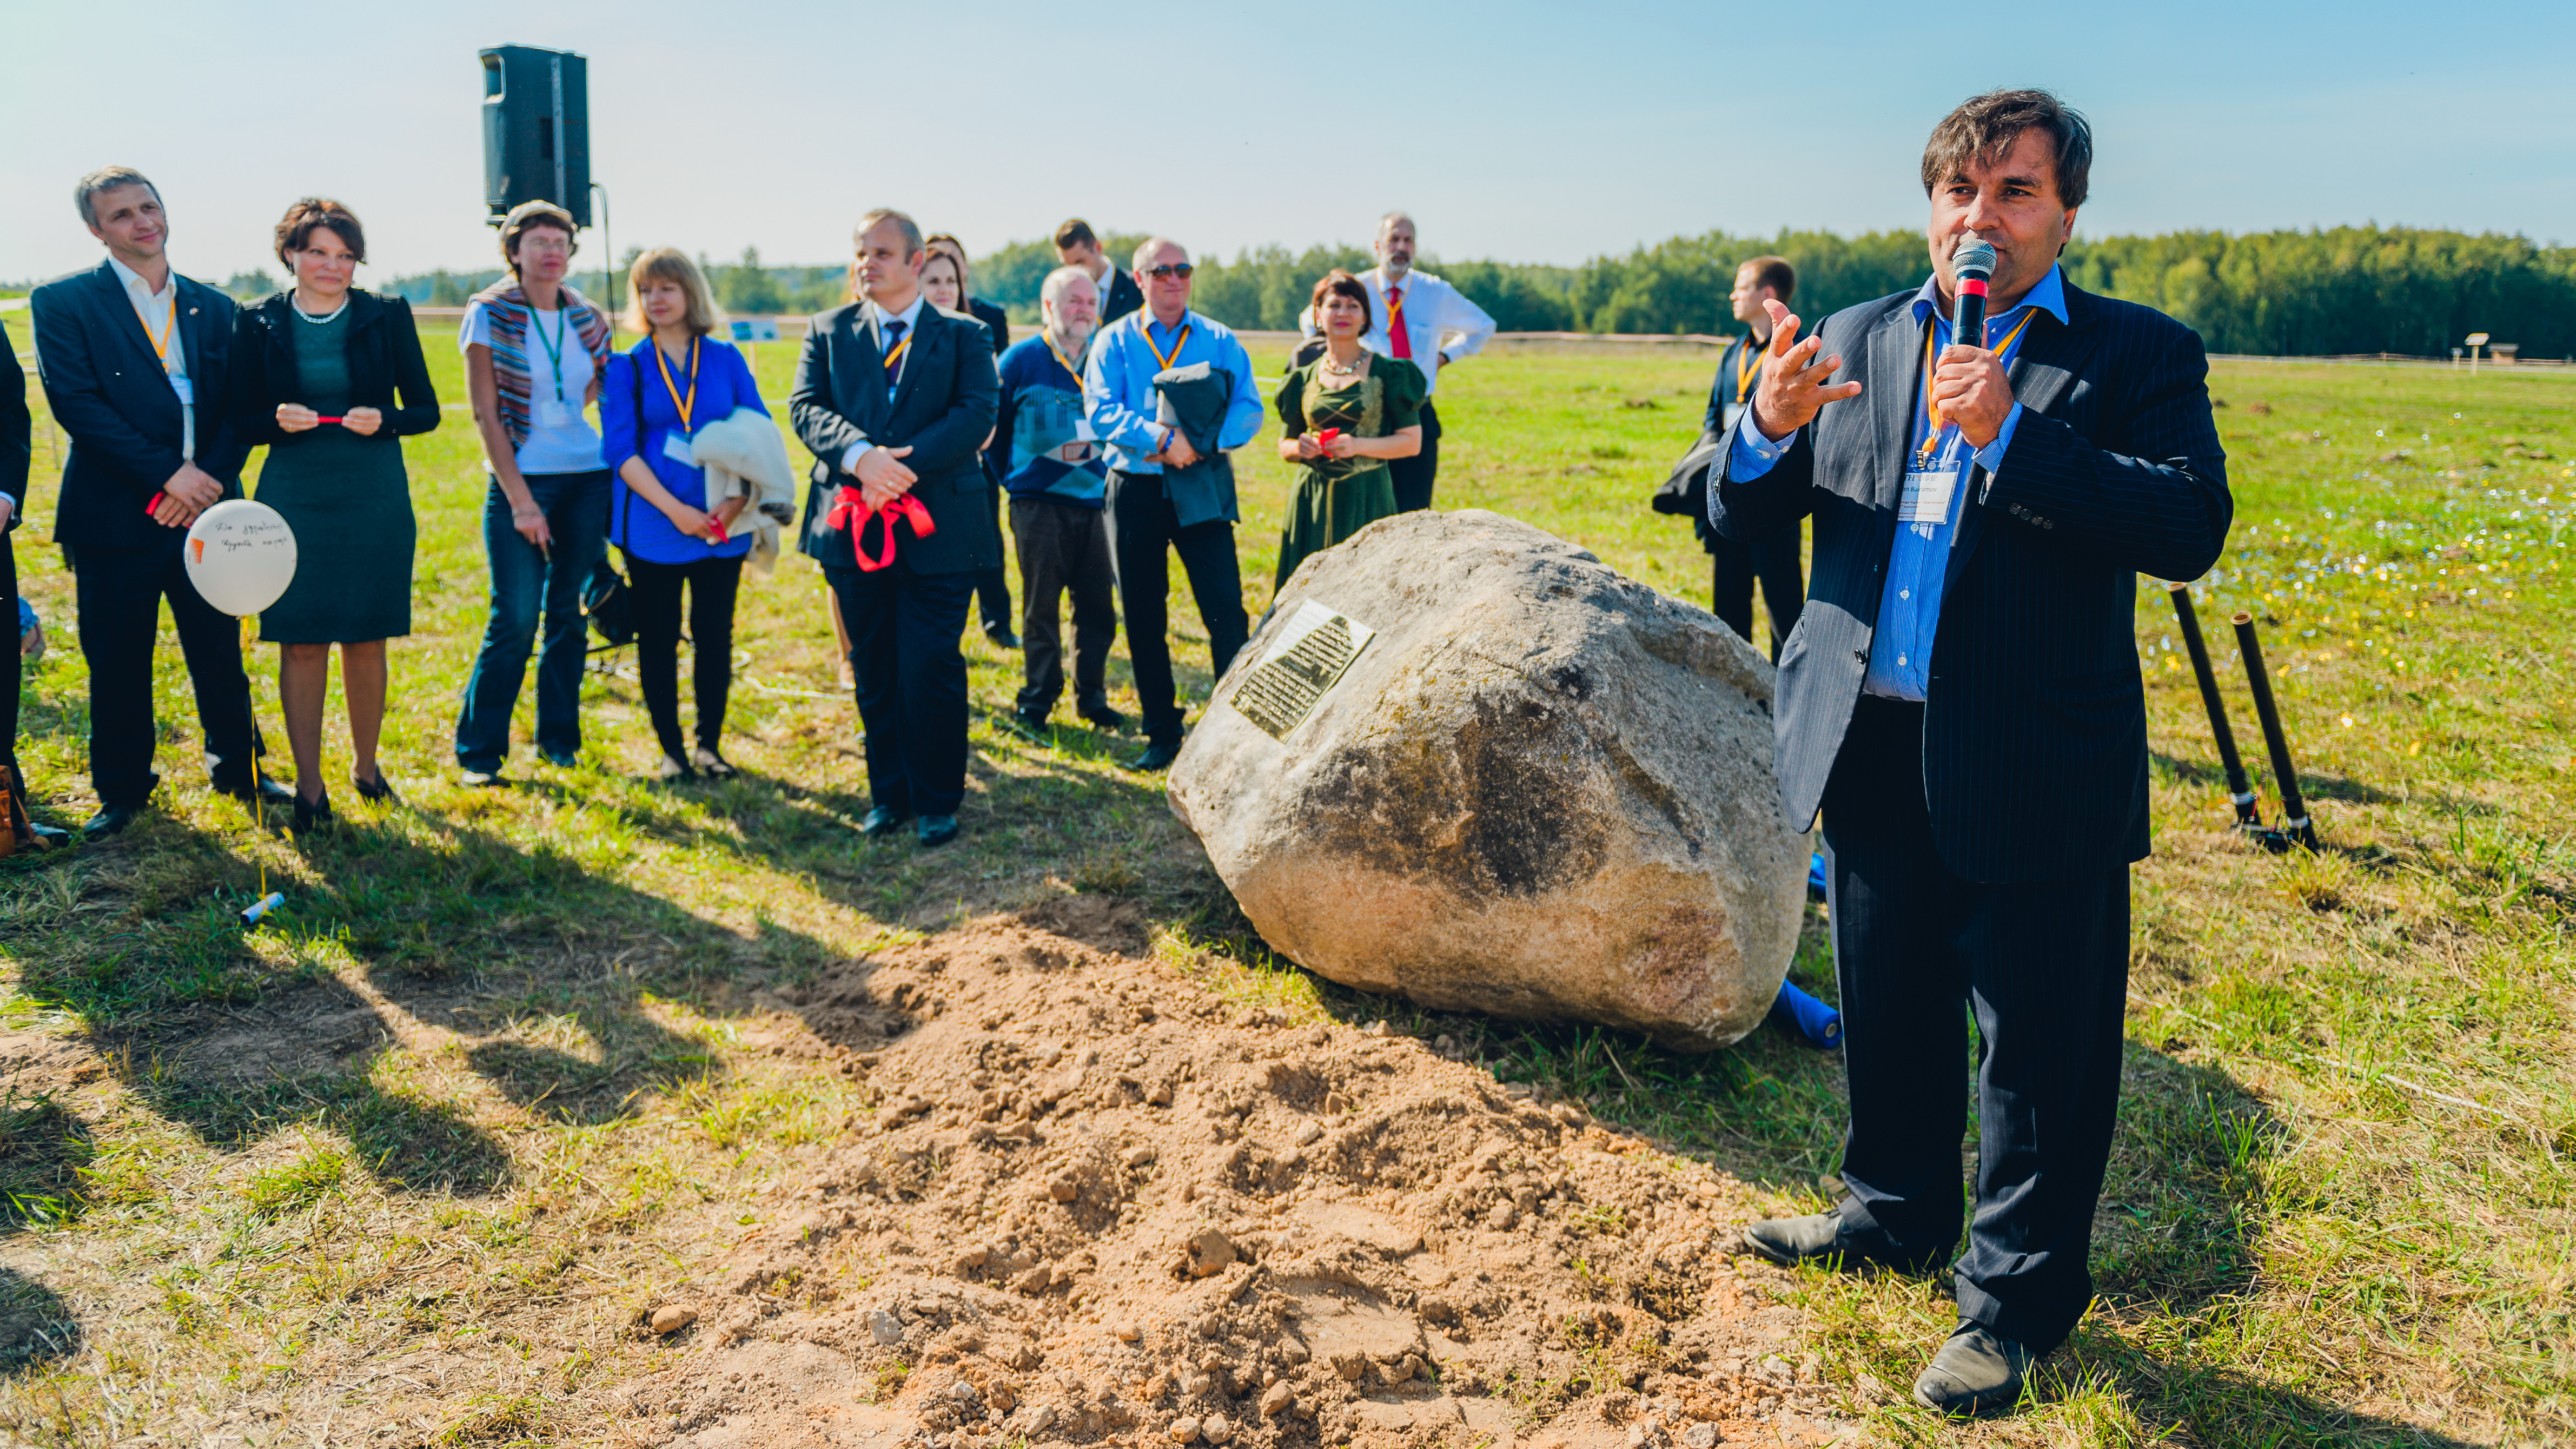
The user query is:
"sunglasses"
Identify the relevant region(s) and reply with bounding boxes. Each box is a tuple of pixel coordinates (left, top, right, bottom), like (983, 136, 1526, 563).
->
(1143, 263, 1195, 280)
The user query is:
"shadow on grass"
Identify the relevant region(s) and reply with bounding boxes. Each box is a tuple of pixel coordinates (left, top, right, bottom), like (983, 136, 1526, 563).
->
(6, 804, 845, 1192)
(0, 1268, 78, 1377)
(2151, 748, 2453, 812)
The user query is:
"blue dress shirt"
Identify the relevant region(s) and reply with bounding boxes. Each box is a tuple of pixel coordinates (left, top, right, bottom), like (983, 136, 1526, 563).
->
(1081, 309, 1264, 474)
(1729, 264, 2068, 700)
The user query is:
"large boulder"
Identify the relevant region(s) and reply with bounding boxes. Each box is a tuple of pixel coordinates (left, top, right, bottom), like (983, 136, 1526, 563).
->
(1167, 510, 1810, 1051)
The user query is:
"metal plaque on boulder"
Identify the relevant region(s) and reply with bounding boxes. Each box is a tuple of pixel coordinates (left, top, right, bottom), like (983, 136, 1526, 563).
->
(1228, 600, 1375, 740)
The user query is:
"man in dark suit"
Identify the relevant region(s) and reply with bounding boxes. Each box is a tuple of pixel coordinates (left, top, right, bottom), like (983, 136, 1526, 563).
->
(1693, 256, 1805, 658)
(1053, 220, 1144, 327)
(4, 316, 70, 848)
(791, 208, 999, 848)
(1714, 92, 2230, 1416)
(30, 166, 281, 839)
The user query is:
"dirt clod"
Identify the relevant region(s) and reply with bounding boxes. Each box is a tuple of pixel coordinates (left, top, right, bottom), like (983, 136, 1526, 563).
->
(616, 913, 1838, 1445)
(648, 1304, 697, 1335)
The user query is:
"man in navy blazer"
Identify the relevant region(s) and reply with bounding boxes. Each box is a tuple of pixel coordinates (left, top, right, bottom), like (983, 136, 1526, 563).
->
(791, 208, 1000, 849)
(30, 167, 277, 839)
(1715, 93, 2230, 1416)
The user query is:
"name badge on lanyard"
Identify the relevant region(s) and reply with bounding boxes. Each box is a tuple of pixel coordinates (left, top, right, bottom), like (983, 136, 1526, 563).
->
(662, 430, 697, 466)
(534, 398, 576, 428)
(1899, 466, 1961, 525)
(1719, 401, 1743, 432)
(169, 376, 196, 405)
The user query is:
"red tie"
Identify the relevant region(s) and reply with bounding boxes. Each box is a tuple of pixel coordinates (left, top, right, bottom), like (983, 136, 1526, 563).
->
(1384, 285, 1412, 359)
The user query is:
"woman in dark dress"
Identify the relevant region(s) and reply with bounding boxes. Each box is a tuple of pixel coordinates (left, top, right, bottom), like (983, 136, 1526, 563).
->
(923, 233, 1017, 649)
(231, 198, 438, 830)
(1272, 270, 1423, 588)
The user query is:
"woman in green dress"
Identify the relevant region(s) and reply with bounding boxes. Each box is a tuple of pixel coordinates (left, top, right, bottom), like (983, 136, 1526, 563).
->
(230, 199, 437, 831)
(1272, 269, 1425, 590)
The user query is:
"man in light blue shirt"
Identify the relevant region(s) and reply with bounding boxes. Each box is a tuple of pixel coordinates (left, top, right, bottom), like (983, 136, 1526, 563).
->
(1728, 264, 2066, 699)
(1083, 236, 1263, 771)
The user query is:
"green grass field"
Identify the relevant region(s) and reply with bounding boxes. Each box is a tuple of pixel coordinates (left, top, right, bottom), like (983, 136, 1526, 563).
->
(2, 322, 2571, 1445)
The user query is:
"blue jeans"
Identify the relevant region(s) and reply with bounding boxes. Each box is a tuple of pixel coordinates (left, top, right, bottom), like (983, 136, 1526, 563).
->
(454, 470, 610, 773)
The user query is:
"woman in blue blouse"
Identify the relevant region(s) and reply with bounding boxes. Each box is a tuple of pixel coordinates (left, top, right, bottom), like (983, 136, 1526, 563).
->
(601, 249, 765, 780)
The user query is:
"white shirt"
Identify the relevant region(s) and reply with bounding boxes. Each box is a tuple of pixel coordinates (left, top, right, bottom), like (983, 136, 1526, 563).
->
(839, 292, 929, 472)
(1299, 266, 1497, 397)
(108, 253, 194, 456)
(460, 297, 604, 473)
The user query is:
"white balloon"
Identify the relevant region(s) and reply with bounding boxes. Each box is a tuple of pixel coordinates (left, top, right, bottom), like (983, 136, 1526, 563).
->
(184, 499, 299, 617)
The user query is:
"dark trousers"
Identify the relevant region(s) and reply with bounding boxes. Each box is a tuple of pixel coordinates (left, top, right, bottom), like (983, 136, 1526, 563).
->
(1387, 400, 1441, 513)
(2, 535, 19, 777)
(455, 471, 610, 773)
(624, 551, 742, 761)
(67, 538, 260, 808)
(1104, 469, 1247, 744)
(972, 485, 1013, 636)
(1009, 496, 1116, 718)
(826, 564, 972, 818)
(1710, 522, 1805, 662)
(1819, 694, 2130, 1353)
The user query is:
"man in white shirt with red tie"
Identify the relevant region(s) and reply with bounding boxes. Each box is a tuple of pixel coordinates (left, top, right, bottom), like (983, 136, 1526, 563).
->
(1306, 213, 1497, 512)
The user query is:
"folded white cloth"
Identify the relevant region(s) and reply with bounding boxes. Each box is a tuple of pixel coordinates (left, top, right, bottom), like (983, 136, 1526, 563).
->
(690, 407, 800, 576)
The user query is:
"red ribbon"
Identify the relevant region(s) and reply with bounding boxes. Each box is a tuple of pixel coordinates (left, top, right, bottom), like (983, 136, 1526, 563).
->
(826, 486, 937, 572)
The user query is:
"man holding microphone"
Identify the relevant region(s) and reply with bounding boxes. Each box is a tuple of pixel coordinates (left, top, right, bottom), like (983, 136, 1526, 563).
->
(1714, 91, 2230, 1415)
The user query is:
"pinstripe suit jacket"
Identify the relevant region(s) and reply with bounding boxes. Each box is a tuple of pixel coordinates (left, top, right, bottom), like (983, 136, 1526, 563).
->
(1709, 279, 2230, 882)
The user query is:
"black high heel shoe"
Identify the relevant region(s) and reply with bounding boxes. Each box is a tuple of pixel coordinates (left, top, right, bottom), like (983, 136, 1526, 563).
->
(292, 790, 335, 834)
(351, 770, 397, 803)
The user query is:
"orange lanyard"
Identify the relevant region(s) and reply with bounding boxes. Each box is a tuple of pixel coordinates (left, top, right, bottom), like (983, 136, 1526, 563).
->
(651, 335, 699, 433)
(1733, 339, 1759, 405)
(1043, 333, 1084, 383)
(1141, 316, 1191, 372)
(882, 336, 910, 373)
(1917, 309, 2036, 462)
(134, 294, 176, 373)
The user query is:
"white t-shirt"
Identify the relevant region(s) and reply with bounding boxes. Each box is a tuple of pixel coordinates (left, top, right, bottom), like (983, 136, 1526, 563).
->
(460, 299, 606, 474)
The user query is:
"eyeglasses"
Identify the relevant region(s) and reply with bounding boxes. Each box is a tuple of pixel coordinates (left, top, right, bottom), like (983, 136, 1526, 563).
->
(1143, 263, 1195, 280)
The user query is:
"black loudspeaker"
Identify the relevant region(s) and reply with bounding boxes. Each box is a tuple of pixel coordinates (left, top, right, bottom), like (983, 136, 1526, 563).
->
(480, 45, 590, 226)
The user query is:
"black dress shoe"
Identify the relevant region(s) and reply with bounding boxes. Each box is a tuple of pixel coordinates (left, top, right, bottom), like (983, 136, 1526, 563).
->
(351, 770, 398, 803)
(983, 624, 1021, 650)
(1077, 700, 1129, 733)
(998, 710, 1051, 743)
(540, 747, 580, 770)
(215, 773, 295, 806)
(83, 804, 144, 839)
(292, 790, 335, 833)
(861, 806, 913, 837)
(1126, 739, 1183, 772)
(1912, 1321, 2033, 1417)
(1743, 1210, 1944, 1274)
(26, 821, 71, 849)
(916, 814, 959, 848)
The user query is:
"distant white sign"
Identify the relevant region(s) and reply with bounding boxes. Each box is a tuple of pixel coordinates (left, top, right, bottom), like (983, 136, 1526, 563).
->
(730, 319, 781, 343)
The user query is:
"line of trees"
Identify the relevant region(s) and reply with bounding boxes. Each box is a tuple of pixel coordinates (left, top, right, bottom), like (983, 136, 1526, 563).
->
(348, 224, 2576, 357)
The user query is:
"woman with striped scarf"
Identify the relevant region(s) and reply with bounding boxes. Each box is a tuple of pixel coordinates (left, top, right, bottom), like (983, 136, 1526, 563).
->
(453, 200, 615, 786)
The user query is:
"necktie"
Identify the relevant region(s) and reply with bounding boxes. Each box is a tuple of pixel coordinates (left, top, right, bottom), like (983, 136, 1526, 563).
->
(1384, 286, 1412, 360)
(881, 319, 909, 395)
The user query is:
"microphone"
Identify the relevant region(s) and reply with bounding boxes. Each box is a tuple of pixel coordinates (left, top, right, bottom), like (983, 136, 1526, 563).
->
(1950, 240, 1997, 348)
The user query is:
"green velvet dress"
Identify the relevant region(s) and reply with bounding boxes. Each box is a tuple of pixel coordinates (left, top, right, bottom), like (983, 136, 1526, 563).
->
(253, 306, 416, 644)
(1272, 354, 1427, 590)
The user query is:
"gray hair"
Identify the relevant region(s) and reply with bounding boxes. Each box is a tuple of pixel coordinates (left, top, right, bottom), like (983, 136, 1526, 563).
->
(1377, 210, 1416, 236)
(1132, 235, 1187, 273)
(1040, 264, 1098, 307)
(76, 165, 160, 227)
(855, 208, 925, 259)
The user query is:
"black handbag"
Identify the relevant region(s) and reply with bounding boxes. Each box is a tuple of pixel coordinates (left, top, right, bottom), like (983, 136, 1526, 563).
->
(584, 348, 646, 653)
(1652, 428, 1724, 518)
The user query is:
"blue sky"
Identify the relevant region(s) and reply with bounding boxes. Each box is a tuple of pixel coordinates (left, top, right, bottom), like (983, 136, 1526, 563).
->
(5, 0, 2571, 286)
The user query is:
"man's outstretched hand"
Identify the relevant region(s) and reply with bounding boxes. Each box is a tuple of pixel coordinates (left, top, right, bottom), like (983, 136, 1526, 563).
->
(1746, 299, 1864, 442)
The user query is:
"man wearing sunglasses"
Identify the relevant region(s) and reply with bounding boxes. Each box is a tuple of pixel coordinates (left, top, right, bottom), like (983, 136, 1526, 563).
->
(1082, 237, 1262, 772)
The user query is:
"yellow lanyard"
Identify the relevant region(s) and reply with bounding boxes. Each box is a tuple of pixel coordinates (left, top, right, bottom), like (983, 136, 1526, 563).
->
(651, 335, 699, 433)
(1141, 316, 1191, 372)
(1733, 339, 1759, 405)
(1918, 309, 2036, 462)
(1043, 333, 1084, 383)
(134, 294, 176, 373)
(882, 335, 910, 374)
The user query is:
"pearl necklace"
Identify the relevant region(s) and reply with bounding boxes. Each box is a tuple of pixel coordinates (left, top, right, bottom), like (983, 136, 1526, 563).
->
(1321, 348, 1366, 378)
(292, 293, 349, 324)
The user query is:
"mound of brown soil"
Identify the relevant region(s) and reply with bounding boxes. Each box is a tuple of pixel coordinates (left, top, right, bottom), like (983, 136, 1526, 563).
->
(614, 915, 1852, 1447)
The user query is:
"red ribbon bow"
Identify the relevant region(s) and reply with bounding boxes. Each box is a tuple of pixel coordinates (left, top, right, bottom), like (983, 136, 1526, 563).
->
(826, 486, 937, 572)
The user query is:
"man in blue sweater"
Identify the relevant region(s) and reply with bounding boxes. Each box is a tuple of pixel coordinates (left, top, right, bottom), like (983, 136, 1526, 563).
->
(996, 267, 1123, 740)
(1083, 237, 1263, 771)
